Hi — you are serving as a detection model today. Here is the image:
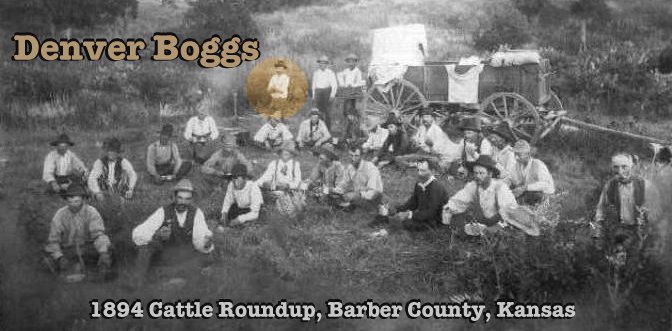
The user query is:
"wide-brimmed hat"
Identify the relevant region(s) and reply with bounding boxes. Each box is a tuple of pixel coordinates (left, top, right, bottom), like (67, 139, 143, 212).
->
(502, 205, 540, 236)
(158, 124, 174, 137)
(459, 117, 482, 132)
(345, 53, 359, 62)
(319, 144, 339, 161)
(487, 123, 515, 143)
(308, 108, 321, 117)
(419, 107, 434, 117)
(173, 179, 195, 193)
(472, 155, 500, 178)
(317, 55, 330, 64)
(382, 113, 401, 129)
(221, 133, 237, 147)
(277, 141, 298, 156)
(62, 184, 88, 198)
(274, 60, 287, 68)
(230, 163, 251, 178)
(104, 137, 123, 153)
(50, 133, 75, 146)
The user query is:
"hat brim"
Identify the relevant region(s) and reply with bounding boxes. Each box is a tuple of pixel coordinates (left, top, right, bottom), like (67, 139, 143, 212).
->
(50, 141, 75, 146)
(460, 126, 481, 132)
(317, 60, 330, 64)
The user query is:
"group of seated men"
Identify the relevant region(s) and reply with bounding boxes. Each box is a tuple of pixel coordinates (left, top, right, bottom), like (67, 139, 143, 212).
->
(42, 105, 657, 281)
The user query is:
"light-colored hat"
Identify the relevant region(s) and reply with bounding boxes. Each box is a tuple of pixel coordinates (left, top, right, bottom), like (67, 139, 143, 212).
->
(222, 134, 237, 146)
(345, 53, 359, 62)
(173, 179, 195, 193)
(612, 153, 634, 166)
(309, 108, 321, 117)
(317, 55, 330, 64)
(513, 140, 531, 153)
(502, 205, 540, 236)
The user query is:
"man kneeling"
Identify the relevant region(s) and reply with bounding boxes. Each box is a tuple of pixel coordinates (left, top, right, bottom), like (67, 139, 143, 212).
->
(147, 124, 192, 184)
(219, 164, 263, 230)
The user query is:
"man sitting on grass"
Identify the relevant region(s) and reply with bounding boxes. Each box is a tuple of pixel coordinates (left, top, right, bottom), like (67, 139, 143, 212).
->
(219, 164, 264, 230)
(201, 134, 253, 192)
(88, 138, 138, 201)
(504, 140, 555, 206)
(456, 117, 493, 172)
(43, 133, 88, 195)
(131, 179, 214, 283)
(442, 155, 518, 237)
(253, 113, 294, 151)
(146, 124, 191, 185)
(44, 184, 111, 278)
(301, 144, 346, 201)
(332, 146, 383, 210)
(486, 124, 517, 181)
(371, 113, 411, 168)
(256, 142, 302, 191)
(296, 108, 332, 151)
(184, 107, 220, 164)
(372, 159, 449, 232)
(339, 107, 367, 150)
(361, 115, 389, 156)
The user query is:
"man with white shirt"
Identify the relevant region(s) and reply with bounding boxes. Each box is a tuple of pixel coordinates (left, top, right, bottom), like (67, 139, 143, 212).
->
(505, 140, 555, 205)
(267, 60, 290, 118)
(219, 164, 264, 229)
(184, 108, 220, 164)
(443, 155, 518, 237)
(256, 143, 302, 191)
(296, 108, 333, 150)
(132, 179, 214, 282)
(486, 124, 517, 181)
(397, 107, 461, 171)
(333, 146, 383, 210)
(457, 117, 493, 172)
(337, 53, 365, 115)
(312, 55, 338, 129)
(361, 116, 389, 155)
(43, 133, 88, 195)
(88, 138, 138, 201)
(253, 114, 294, 150)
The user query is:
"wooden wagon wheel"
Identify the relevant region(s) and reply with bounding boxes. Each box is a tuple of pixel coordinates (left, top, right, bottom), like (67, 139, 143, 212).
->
(479, 92, 541, 144)
(365, 79, 427, 130)
(537, 91, 566, 141)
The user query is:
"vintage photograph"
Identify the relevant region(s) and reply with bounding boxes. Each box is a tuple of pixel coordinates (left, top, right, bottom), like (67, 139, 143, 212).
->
(1, 0, 672, 330)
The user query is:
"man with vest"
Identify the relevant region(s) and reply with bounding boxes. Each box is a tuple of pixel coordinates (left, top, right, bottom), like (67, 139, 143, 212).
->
(253, 113, 294, 150)
(256, 142, 302, 191)
(147, 124, 192, 185)
(88, 138, 138, 201)
(372, 113, 412, 168)
(457, 117, 493, 172)
(593, 153, 662, 250)
(442, 155, 519, 237)
(312, 55, 339, 130)
(43, 133, 88, 195)
(504, 140, 555, 205)
(44, 184, 112, 278)
(296, 108, 333, 150)
(333, 146, 383, 210)
(132, 179, 214, 282)
(184, 106, 220, 164)
(219, 164, 264, 229)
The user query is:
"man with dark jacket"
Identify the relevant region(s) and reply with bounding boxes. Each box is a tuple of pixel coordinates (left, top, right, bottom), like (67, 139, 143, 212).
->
(371, 113, 411, 168)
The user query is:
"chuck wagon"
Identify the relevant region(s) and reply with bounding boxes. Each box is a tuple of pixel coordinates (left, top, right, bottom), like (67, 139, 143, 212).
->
(362, 24, 566, 144)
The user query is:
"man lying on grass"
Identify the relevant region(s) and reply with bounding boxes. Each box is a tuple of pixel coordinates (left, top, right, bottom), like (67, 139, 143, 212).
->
(219, 164, 264, 230)
(146, 124, 192, 185)
(132, 179, 214, 283)
(42, 133, 88, 195)
(44, 184, 111, 280)
(88, 137, 138, 201)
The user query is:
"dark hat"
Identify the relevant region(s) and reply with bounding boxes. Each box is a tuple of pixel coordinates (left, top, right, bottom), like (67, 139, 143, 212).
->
(50, 133, 75, 146)
(472, 155, 500, 178)
(104, 137, 123, 153)
(274, 60, 287, 68)
(459, 117, 482, 132)
(345, 53, 359, 62)
(419, 107, 434, 117)
(309, 107, 321, 117)
(158, 124, 174, 137)
(230, 163, 251, 178)
(487, 123, 515, 143)
(382, 113, 401, 129)
(62, 184, 88, 198)
(319, 144, 339, 161)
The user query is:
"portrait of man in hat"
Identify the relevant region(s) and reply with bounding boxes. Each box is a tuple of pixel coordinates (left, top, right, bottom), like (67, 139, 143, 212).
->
(302, 144, 346, 200)
(42, 133, 88, 194)
(267, 59, 291, 118)
(147, 124, 192, 185)
(253, 112, 294, 150)
(311, 55, 339, 130)
(504, 140, 555, 206)
(256, 141, 302, 191)
(219, 164, 264, 229)
(88, 137, 138, 201)
(337, 53, 365, 115)
(201, 133, 254, 193)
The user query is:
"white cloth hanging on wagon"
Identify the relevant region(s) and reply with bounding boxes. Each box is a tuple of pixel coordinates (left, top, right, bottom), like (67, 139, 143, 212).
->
(445, 57, 484, 104)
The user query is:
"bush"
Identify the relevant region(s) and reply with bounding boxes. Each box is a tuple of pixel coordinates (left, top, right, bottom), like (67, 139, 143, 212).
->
(181, 0, 258, 41)
(472, 1, 533, 52)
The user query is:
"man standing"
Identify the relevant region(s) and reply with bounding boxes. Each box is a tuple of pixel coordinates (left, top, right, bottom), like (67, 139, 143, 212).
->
(372, 113, 411, 168)
(184, 107, 220, 164)
(296, 108, 332, 150)
(333, 146, 383, 209)
(442, 155, 518, 237)
(312, 55, 338, 129)
(219, 164, 264, 229)
(201, 134, 254, 192)
(44, 184, 111, 277)
(267, 60, 291, 118)
(88, 138, 138, 201)
(132, 179, 214, 282)
(253, 113, 294, 150)
(337, 53, 365, 115)
(376, 159, 449, 231)
(505, 140, 555, 205)
(256, 142, 302, 191)
(302, 144, 346, 200)
(43, 133, 88, 194)
(147, 124, 191, 185)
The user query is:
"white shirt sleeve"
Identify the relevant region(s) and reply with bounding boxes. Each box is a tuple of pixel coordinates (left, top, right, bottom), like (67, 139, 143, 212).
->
(446, 182, 476, 214)
(281, 124, 294, 141)
(87, 159, 104, 194)
(329, 71, 338, 98)
(238, 184, 263, 223)
(191, 209, 214, 253)
(290, 161, 302, 189)
(480, 138, 494, 156)
(361, 163, 383, 200)
(254, 124, 270, 143)
(526, 160, 555, 194)
(122, 159, 138, 191)
(221, 182, 234, 215)
(496, 183, 518, 216)
(255, 161, 275, 187)
(132, 207, 165, 246)
(43, 152, 56, 183)
(208, 117, 220, 140)
(184, 117, 195, 141)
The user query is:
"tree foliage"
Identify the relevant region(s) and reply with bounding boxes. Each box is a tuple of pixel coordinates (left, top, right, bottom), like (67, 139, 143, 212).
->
(473, 3, 533, 52)
(182, 0, 258, 41)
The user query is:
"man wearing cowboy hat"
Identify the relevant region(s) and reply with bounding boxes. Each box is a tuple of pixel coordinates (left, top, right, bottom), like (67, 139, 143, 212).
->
(397, 107, 461, 170)
(296, 108, 333, 150)
(267, 60, 291, 118)
(201, 133, 254, 191)
(44, 184, 112, 277)
(219, 164, 264, 229)
(486, 123, 517, 181)
(457, 117, 493, 171)
(253, 112, 294, 150)
(333, 145, 383, 209)
(372, 113, 411, 168)
(375, 159, 449, 231)
(184, 103, 220, 164)
(88, 137, 138, 201)
(337, 53, 365, 115)
(339, 107, 368, 150)
(147, 124, 192, 184)
(302, 144, 346, 199)
(504, 140, 555, 206)
(256, 142, 302, 191)
(311, 55, 339, 129)
(442, 155, 519, 237)
(132, 179, 214, 281)
(361, 115, 389, 155)
(43, 133, 88, 194)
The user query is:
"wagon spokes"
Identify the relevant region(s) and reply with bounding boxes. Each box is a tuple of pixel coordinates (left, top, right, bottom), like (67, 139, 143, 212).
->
(364, 79, 427, 130)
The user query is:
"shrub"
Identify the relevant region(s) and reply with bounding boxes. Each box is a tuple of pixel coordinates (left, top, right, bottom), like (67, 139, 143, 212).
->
(472, 1, 533, 52)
